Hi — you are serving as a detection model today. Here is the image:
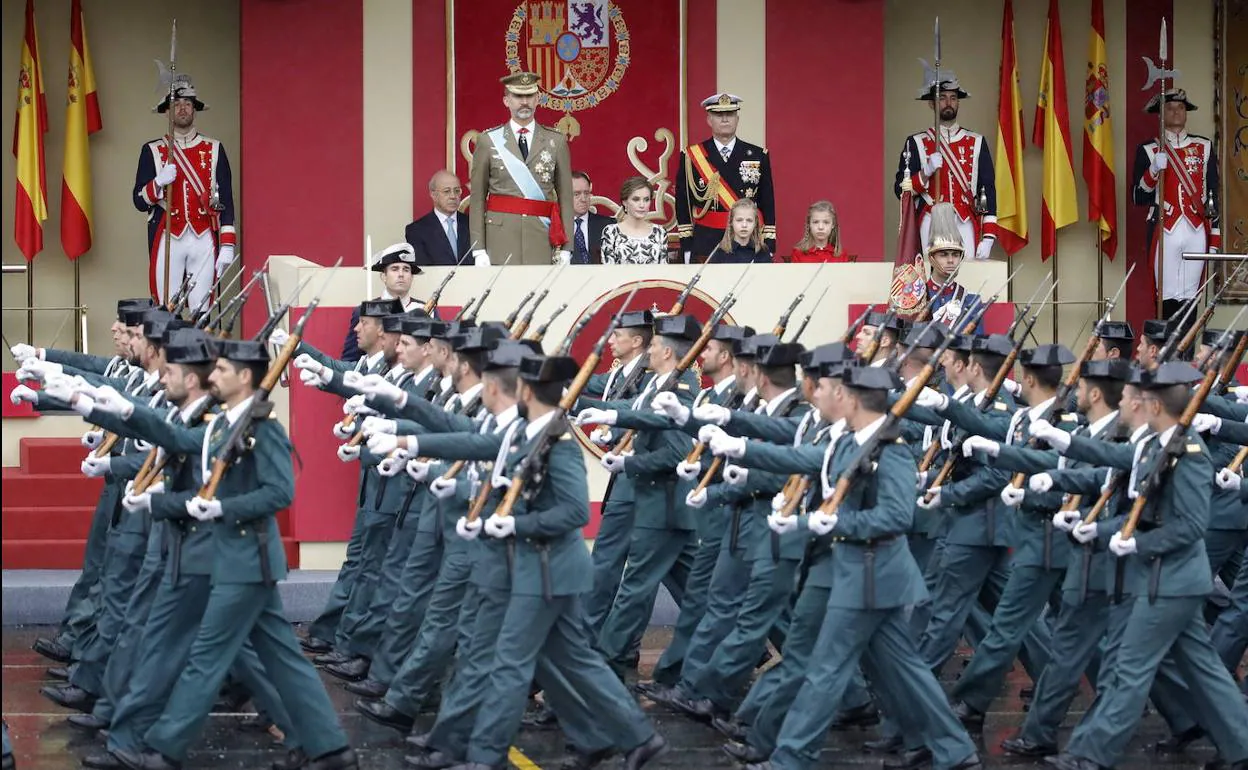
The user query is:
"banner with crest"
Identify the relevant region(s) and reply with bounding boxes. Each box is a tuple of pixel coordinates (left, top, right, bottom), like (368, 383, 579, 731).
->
(452, 0, 683, 223)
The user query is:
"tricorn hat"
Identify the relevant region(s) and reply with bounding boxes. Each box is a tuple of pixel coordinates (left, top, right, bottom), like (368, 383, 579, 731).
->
(144, 313, 187, 342)
(1145, 88, 1197, 113)
(1096, 321, 1136, 343)
(971, 334, 1014, 358)
(654, 314, 702, 343)
(843, 363, 903, 391)
(117, 297, 157, 322)
(486, 340, 540, 370)
(617, 310, 655, 330)
(1080, 359, 1134, 382)
(164, 328, 216, 365)
(711, 324, 755, 345)
(452, 324, 508, 354)
(155, 74, 207, 113)
(216, 339, 270, 364)
(1202, 328, 1244, 348)
(1141, 319, 1173, 344)
(803, 342, 852, 373)
(903, 323, 949, 350)
(756, 342, 805, 368)
(736, 333, 780, 360)
(360, 299, 405, 318)
(518, 354, 579, 383)
(403, 317, 447, 340)
(1019, 344, 1075, 368)
(1138, 361, 1203, 389)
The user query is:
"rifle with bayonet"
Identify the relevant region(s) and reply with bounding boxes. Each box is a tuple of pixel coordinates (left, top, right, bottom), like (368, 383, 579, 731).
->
(789, 282, 834, 344)
(511, 264, 566, 339)
(1174, 258, 1247, 357)
(425, 245, 474, 316)
(462, 254, 513, 323)
(773, 264, 826, 340)
(669, 259, 710, 316)
(503, 262, 554, 330)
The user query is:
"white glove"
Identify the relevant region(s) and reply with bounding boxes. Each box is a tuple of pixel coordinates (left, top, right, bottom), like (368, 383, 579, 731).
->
(154, 163, 177, 186)
(1216, 468, 1242, 491)
(186, 496, 223, 521)
(1030, 473, 1054, 493)
(900, 177, 914, 193)
(9, 384, 37, 405)
(41, 375, 76, 405)
(93, 386, 134, 418)
(588, 426, 613, 446)
(974, 238, 994, 261)
(341, 370, 365, 391)
(337, 443, 361, 463)
(709, 433, 747, 459)
(122, 490, 154, 513)
(406, 458, 432, 482)
(685, 487, 708, 509)
(268, 328, 290, 348)
(1002, 378, 1022, 398)
(1071, 521, 1098, 544)
(24, 359, 63, 382)
(600, 452, 627, 474)
(917, 487, 942, 509)
(81, 430, 103, 449)
(962, 436, 1000, 458)
(216, 245, 235, 276)
(343, 394, 368, 414)
(553, 250, 571, 266)
(362, 416, 397, 436)
(676, 460, 702, 481)
(697, 424, 726, 445)
(768, 511, 798, 535)
(575, 408, 617, 426)
(771, 492, 789, 513)
(430, 476, 458, 500)
(377, 451, 408, 477)
(356, 374, 405, 404)
(10, 343, 38, 361)
(299, 368, 329, 388)
(923, 152, 943, 176)
(1150, 153, 1168, 174)
(692, 403, 731, 426)
(1191, 414, 1221, 434)
(914, 388, 949, 411)
(81, 455, 111, 478)
(808, 510, 838, 536)
(1234, 385, 1248, 404)
(456, 516, 483, 540)
(473, 250, 491, 267)
(133, 438, 153, 453)
(1000, 484, 1026, 506)
(650, 392, 690, 426)
(331, 418, 355, 441)
(723, 464, 749, 485)
(1108, 532, 1137, 557)
(484, 513, 516, 538)
(366, 433, 401, 456)
(295, 355, 331, 387)
(916, 470, 929, 491)
(1052, 510, 1081, 532)
(1028, 419, 1071, 452)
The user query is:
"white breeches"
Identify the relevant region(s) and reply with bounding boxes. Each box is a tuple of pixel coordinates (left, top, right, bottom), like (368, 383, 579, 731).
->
(154, 229, 215, 312)
(1153, 218, 1206, 301)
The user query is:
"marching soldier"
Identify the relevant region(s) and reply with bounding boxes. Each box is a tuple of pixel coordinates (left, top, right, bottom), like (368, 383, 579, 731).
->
(133, 74, 235, 310)
(1131, 89, 1220, 319)
(676, 93, 777, 262)
(894, 75, 997, 261)
(469, 72, 574, 267)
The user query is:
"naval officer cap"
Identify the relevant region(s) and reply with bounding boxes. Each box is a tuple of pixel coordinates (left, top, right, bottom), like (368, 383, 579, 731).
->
(843, 363, 903, 391)
(518, 353, 579, 384)
(1202, 328, 1244, 348)
(902, 323, 949, 350)
(486, 340, 541, 370)
(501, 71, 542, 96)
(1080, 359, 1134, 382)
(452, 323, 509, 353)
(116, 297, 157, 322)
(702, 93, 743, 113)
(164, 328, 217, 365)
(803, 343, 852, 373)
(756, 342, 805, 368)
(1142, 319, 1174, 344)
(1018, 344, 1075, 368)
(371, 242, 422, 274)
(1096, 320, 1135, 343)
(1145, 88, 1197, 113)
(864, 312, 907, 333)
(360, 299, 405, 318)
(1138, 361, 1203, 389)
(711, 324, 755, 344)
(736, 333, 781, 360)
(616, 310, 655, 330)
(155, 73, 207, 113)
(654, 314, 702, 342)
(216, 338, 270, 364)
(971, 334, 1014, 358)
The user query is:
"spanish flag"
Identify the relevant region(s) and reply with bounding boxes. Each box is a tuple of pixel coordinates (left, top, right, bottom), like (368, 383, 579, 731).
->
(61, 0, 102, 260)
(993, 0, 1028, 255)
(1082, 0, 1117, 259)
(13, 0, 48, 262)
(1033, 0, 1078, 261)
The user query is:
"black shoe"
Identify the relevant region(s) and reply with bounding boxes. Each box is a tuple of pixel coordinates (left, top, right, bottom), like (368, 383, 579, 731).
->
(951, 701, 984, 732)
(299, 636, 334, 654)
(33, 637, 72, 664)
(1019, 686, 1035, 700)
(405, 732, 431, 750)
(402, 751, 457, 769)
(557, 747, 618, 770)
(1002, 737, 1057, 757)
(638, 684, 681, 709)
(354, 699, 415, 732)
(238, 713, 276, 734)
(1153, 725, 1206, 753)
(307, 748, 359, 770)
(711, 715, 748, 742)
(863, 735, 904, 754)
(884, 748, 932, 770)
(670, 693, 719, 723)
(67, 713, 109, 731)
(623, 734, 669, 770)
(325, 657, 370, 683)
(442, 765, 500, 770)
(344, 679, 387, 698)
(2, 755, 12, 770)
(948, 756, 983, 770)
(1204, 759, 1248, 770)
(272, 749, 307, 770)
(721, 741, 767, 764)
(312, 651, 353, 666)
(47, 665, 71, 681)
(520, 704, 558, 729)
(831, 702, 879, 729)
(111, 749, 182, 770)
(631, 681, 663, 699)
(1044, 754, 1108, 770)
(212, 689, 250, 713)
(41, 684, 97, 713)
(82, 752, 125, 769)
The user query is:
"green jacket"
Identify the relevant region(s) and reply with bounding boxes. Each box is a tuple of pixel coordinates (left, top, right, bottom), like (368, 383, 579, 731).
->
(932, 391, 1017, 548)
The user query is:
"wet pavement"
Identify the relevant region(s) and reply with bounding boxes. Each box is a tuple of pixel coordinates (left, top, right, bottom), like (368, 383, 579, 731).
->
(2, 624, 1221, 769)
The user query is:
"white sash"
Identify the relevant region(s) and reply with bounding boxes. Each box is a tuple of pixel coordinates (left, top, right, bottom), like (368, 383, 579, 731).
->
(486, 127, 551, 229)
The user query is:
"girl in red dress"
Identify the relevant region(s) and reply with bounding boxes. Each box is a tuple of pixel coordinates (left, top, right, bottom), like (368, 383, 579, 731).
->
(786, 200, 852, 263)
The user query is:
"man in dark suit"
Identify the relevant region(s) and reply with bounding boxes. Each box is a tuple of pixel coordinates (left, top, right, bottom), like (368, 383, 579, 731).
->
(569, 171, 615, 264)
(404, 170, 471, 267)
(340, 243, 423, 361)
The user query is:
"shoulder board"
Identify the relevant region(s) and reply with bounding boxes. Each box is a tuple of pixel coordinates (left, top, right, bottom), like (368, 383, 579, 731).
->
(487, 123, 505, 132)
(677, 383, 690, 390)
(202, 413, 218, 423)
(539, 123, 560, 133)
(1186, 444, 1202, 453)
(994, 402, 1008, 411)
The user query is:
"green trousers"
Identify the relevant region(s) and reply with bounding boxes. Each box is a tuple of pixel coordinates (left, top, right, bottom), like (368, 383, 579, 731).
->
(596, 526, 694, 667)
(367, 530, 443, 683)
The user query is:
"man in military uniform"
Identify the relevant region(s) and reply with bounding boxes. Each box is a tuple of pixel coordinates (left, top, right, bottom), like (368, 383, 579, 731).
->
(133, 75, 235, 310)
(469, 72, 574, 267)
(920, 203, 983, 331)
(341, 243, 424, 361)
(675, 93, 776, 262)
(1131, 89, 1220, 319)
(894, 75, 997, 261)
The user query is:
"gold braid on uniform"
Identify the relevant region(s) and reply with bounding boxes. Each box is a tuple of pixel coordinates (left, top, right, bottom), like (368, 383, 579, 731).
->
(684, 150, 722, 220)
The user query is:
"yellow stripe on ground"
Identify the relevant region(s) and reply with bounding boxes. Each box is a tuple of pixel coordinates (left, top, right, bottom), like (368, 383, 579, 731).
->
(508, 746, 542, 769)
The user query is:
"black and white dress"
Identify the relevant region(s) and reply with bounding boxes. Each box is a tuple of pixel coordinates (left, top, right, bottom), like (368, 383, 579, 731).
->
(600, 223, 668, 265)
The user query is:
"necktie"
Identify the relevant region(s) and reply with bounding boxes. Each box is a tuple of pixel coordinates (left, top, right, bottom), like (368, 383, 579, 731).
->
(445, 215, 457, 254)
(518, 128, 529, 161)
(720, 144, 731, 161)
(574, 218, 588, 264)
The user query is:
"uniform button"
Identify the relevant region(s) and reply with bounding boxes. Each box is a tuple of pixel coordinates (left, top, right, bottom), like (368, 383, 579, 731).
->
(239, 529, 247, 535)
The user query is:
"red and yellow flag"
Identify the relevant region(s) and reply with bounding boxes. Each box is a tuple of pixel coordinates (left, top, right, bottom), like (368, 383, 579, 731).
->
(1083, 0, 1117, 259)
(1033, 0, 1078, 261)
(994, 0, 1028, 255)
(61, 0, 103, 260)
(13, 0, 48, 262)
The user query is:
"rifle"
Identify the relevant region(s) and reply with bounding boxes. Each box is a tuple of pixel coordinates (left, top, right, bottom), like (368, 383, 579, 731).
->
(773, 263, 826, 340)
(424, 244, 474, 316)
(131, 394, 219, 492)
(789, 282, 835, 343)
(1174, 258, 1248, 357)
(1215, 330, 1248, 392)
(453, 299, 476, 322)
(1152, 275, 1215, 365)
(670, 259, 711, 316)
(859, 309, 898, 364)
(529, 303, 568, 343)
(168, 272, 194, 316)
(201, 269, 266, 334)
(511, 263, 566, 339)
(462, 254, 513, 323)
(503, 261, 555, 329)
(199, 260, 342, 501)
(193, 268, 244, 328)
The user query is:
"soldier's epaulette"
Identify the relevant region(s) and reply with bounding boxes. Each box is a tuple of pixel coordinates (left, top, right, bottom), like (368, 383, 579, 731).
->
(539, 122, 559, 132)
(1186, 443, 1202, 453)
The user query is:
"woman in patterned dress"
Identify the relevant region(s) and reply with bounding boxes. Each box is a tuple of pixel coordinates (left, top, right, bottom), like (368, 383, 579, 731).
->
(600, 176, 668, 265)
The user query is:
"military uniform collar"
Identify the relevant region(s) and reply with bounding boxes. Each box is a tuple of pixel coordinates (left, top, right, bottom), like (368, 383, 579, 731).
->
(525, 410, 557, 441)
(1130, 423, 1151, 444)
(952, 384, 972, 402)
(412, 364, 436, 385)
(1026, 396, 1056, 421)
(494, 404, 520, 432)
(142, 367, 162, 391)
(1156, 424, 1179, 446)
(510, 119, 536, 138)
(713, 373, 737, 395)
(938, 123, 962, 140)
(1088, 409, 1119, 438)
(764, 387, 798, 416)
(458, 381, 484, 406)
(713, 136, 737, 156)
(223, 395, 255, 427)
(1164, 129, 1189, 146)
(852, 414, 888, 446)
(172, 130, 201, 148)
(363, 350, 385, 372)
(179, 394, 212, 423)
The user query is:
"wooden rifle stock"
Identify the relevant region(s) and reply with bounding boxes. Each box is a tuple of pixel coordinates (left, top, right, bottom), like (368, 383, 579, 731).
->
(1230, 445, 1248, 475)
(1216, 332, 1248, 391)
(777, 475, 809, 518)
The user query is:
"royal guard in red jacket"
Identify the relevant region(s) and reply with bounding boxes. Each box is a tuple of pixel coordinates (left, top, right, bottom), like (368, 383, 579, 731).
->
(1132, 88, 1220, 319)
(132, 74, 235, 312)
(894, 75, 997, 262)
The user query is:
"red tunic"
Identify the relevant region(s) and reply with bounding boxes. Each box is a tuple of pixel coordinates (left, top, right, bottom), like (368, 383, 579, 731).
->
(788, 245, 852, 263)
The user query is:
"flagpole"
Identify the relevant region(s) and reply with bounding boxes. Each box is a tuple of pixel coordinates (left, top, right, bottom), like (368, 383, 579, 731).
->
(26, 265, 34, 347)
(1052, 241, 1060, 342)
(74, 262, 82, 350)
(1155, 19, 1167, 319)
(1096, 229, 1105, 317)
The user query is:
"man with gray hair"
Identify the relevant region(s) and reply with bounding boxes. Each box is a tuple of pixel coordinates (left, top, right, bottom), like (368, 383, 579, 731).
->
(405, 170, 471, 267)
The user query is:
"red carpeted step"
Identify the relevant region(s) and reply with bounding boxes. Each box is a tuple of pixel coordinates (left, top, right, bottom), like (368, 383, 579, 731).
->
(1, 507, 95, 540)
(18, 437, 90, 474)
(2, 539, 88, 569)
(1, 473, 105, 508)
